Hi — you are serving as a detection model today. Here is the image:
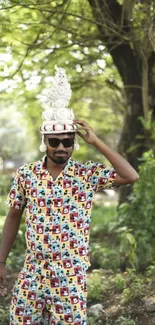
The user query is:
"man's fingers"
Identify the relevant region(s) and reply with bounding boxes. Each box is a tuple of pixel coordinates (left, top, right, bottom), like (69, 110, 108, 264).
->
(74, 119, 86, 124)
(77, 128, 94, 138)
(76, 131, 85, 138)
(75, 121, 93, 132)
(74, 120, 89, 127)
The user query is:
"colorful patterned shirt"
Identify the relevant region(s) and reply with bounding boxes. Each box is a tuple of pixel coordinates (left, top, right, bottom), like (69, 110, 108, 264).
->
(7, 156, 117, 277)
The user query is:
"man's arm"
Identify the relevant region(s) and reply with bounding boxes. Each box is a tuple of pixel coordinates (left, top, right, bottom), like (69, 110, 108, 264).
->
(0, 207, 23, 295)
(91, 138, 138, 185)
(75, 120, 139, 185)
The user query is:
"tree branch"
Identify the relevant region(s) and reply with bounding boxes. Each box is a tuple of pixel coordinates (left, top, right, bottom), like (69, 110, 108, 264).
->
(9, 30, 42, 78)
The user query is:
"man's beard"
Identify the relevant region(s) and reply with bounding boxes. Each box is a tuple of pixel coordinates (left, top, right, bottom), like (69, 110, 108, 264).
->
(47, 151, 70, 164)
(51, 156, 69, 164)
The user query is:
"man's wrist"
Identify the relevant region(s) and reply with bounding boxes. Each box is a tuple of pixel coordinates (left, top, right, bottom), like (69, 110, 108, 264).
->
(91, 136, 101, 147)
(0, 261, 6, 265)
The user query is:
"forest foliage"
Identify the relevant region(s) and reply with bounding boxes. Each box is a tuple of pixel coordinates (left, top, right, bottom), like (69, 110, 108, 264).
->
(0, 0, 155, 266)
(0, 0, 142, 161)
(1, 2, 155, 324)
(0, 1, 155, 191)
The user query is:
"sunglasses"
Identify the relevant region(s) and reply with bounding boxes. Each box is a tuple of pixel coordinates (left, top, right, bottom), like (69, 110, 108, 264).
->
(47, 138, 74, 148)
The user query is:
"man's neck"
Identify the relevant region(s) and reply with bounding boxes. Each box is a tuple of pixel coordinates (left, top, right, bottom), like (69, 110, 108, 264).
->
(46, 156, 68, 179)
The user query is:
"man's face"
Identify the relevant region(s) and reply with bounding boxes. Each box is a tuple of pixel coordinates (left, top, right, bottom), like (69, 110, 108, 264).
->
(45, 133, 75, 165)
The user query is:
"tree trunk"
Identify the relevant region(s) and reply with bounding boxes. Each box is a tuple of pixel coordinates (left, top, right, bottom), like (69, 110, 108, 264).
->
(88, 0, 155, 203)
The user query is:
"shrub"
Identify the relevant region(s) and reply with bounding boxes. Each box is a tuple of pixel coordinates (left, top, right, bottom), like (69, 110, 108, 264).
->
(87, 316, 101, 325)
(87, 270, 103, 302)
(7, 219, 26, 270)
(0, 217, 26, 270)
(114, 273, 126, 291)
(91, 204, 117, 233)
(0, 196, 9, 217)
(90, 243, 120, 270)
(0, 174, 12, 196)
(90, 204, 120, 270)
(0, 309, 9, 325)
(119, 268, 150, 303)
(116, 150, 155, 269)
(115, 316, 136, 325)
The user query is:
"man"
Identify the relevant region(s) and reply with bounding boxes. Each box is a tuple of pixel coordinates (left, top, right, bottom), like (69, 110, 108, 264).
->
(0, 67, 139, 325)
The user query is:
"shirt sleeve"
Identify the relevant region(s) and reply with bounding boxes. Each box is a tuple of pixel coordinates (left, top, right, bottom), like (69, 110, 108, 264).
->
(6, 168, 26, 210)
(85, 160, 117, 192)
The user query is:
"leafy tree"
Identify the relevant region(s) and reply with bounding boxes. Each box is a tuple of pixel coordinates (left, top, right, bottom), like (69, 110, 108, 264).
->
(0, 0, 124, 163)
(1, 1, 154, 201)
(87, 0, 155, 201)
(0, 104, 37, 164)
(0, 106, 26, 160)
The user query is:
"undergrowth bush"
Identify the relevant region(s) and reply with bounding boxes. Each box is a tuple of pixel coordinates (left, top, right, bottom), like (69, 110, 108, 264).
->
(0, 196, 8, 217)
(0, 308, 9, 325)
(87, 270, 104, 302)
(115, 316, 136, 325)
(116, 150, 155, 269)
(0, 174, 12, 196)
(0, 174, 12, 216)
(90, 243, 120, 270)
(8, 218, 26, 270)
(90, 204, 120, 270)
(90, 150, 155, 271)
(87, 316, 101, 325)
(0, 217, 26, 270)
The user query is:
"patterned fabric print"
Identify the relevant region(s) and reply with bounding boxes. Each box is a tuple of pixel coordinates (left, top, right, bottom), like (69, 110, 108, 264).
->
(7, 157, 117, 276)
(10, 264, 87, 325)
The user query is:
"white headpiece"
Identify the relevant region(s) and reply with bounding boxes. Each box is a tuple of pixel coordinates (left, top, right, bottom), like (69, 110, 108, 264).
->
(40, 66, 77, 134)
(39, 66, 79, 152)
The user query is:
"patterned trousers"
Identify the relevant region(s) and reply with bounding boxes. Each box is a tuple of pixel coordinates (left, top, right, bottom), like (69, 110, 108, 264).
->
(10, 263, 87, 325)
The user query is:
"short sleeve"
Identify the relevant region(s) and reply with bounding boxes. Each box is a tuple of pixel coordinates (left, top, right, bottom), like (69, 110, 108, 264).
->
(85, 161, 117, 192)
(6, 169, 26, 210)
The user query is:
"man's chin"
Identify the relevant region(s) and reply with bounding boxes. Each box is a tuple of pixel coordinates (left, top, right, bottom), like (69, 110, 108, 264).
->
(48, 155, 69, 165)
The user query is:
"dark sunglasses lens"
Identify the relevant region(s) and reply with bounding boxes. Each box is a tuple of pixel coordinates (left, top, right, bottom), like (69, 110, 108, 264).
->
(48, 138, 60, 147)
(62, 138, 74, 147)
(48, 138, 74, 148)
